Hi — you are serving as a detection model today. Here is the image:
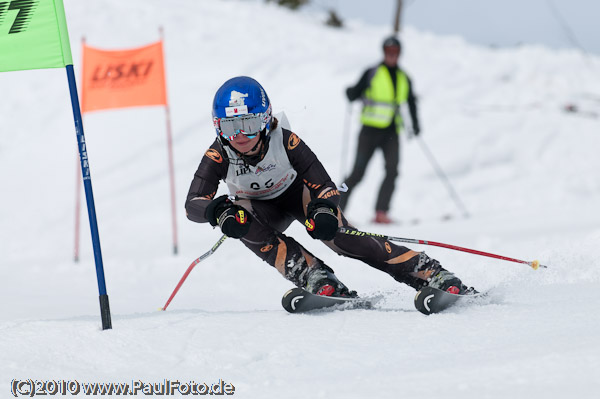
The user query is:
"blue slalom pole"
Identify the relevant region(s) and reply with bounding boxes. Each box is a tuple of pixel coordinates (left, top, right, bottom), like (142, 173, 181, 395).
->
(65, 64, 112, 330)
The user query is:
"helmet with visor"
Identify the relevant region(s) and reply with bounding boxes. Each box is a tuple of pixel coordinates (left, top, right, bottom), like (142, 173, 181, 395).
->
(212, 76, 272, 143)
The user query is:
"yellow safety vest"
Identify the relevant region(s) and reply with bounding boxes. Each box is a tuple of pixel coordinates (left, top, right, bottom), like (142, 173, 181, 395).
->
(360, 65, 409, 133)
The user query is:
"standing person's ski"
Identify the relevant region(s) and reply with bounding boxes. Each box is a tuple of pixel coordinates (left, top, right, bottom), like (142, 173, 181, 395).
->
(282, 287, 372, 313)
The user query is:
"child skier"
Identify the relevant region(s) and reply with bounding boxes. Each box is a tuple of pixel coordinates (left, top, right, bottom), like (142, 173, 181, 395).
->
(185, 76, 473, 297)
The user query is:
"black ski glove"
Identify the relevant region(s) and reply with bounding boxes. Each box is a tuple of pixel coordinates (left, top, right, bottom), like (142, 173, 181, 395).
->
(305, 198, 339, 241)
(345, 87, 353, 101)
(205, 195, 252, 239)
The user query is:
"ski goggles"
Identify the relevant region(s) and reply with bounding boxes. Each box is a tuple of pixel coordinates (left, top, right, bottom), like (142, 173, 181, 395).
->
(215, 114, 264, 141)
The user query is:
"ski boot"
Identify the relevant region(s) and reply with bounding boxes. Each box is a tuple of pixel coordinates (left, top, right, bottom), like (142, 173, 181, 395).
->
(416, 253, 477, 295)
(373, 211, 393, 224)
(428, 270, 478, 295)
(427, 270, 464, 294)
(304, 265, 357, 298)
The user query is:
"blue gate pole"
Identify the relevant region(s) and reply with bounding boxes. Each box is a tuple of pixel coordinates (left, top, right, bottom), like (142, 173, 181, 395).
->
(65, 64, 112, 330)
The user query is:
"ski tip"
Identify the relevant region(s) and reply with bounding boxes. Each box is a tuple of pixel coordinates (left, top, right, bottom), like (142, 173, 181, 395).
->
(158, 307, 165, 311)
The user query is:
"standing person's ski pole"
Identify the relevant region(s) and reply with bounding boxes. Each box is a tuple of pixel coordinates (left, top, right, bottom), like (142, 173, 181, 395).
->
(417, 136, 470, 218)
(160, 235, 227, 311)
(339, 227, 548, 270)
(339, 102, 353, 182)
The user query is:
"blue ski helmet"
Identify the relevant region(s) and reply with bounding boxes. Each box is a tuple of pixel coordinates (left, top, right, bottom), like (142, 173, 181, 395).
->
(212, 76, 272, 141)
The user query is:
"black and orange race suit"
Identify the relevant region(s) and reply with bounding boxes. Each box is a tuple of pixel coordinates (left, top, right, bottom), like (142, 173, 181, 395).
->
(185, 126, 437, 290)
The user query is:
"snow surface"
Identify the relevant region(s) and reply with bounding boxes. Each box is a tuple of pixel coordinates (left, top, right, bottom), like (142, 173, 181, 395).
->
(1, 0, 600, 398)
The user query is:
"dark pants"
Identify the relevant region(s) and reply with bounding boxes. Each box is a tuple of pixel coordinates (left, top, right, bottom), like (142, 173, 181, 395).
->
(340, 125, 399, 212)
(235, 181, 431, 291)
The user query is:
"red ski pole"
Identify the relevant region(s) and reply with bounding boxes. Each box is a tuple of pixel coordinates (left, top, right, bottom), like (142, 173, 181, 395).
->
(339, 227, 548, 270)
(160, 234, 228, 311)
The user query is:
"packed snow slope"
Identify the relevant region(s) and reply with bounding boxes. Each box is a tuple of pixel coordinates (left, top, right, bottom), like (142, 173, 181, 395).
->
(1, 1, 600, 398)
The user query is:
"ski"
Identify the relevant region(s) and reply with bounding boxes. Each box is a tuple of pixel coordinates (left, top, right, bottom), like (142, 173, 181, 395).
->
(281, 287, 372, 313)
(414, 286, 482, 315)
(283, 286, 483, 314)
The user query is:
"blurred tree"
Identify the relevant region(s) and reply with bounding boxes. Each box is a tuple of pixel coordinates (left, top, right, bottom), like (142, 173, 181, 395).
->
(265, 1, 343, 28)
(325, 9, 343, 28)
(394, 0, 403, 32)
(266, 0, 310, 10)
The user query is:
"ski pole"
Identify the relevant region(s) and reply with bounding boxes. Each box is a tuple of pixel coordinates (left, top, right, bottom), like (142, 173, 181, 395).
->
(416, 136, 470, 218)
(338, 227, 548, 270)
(160, 234, 228, 311)
(339, 102, 353, 182)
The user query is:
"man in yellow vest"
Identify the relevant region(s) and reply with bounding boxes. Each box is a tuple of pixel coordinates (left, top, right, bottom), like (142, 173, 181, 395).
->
(340, 36, 420, 224)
